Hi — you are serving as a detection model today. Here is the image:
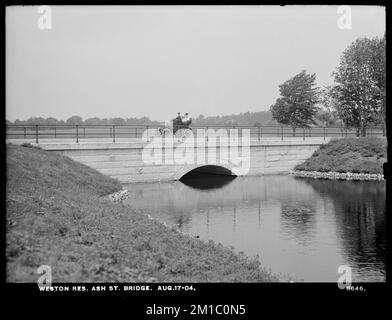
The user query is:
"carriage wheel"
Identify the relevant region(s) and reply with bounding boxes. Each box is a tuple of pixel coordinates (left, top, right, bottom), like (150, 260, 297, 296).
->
(162, 128, 172, 137)
(156, 127, 172, 137)
(183, 128, 193, 138)
(155, 128, 163, 137)
(175, 128, 192, 140)
(174, 129, 183, 140)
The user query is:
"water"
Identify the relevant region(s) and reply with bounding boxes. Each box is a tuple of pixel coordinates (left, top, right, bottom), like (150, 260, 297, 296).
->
(123, 175, 386, 282)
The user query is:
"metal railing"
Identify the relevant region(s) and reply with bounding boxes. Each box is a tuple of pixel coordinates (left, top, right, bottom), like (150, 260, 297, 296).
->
(5, 124, 386, 144)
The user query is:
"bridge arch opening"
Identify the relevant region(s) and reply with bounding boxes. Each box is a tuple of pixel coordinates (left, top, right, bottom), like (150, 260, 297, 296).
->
(179, 165, 236, 179)
(179, 165, 237, 190)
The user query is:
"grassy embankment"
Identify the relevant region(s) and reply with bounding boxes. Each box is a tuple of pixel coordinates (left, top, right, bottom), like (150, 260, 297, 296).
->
(294, 137, 387, 174)
(6, 144, 277, 282)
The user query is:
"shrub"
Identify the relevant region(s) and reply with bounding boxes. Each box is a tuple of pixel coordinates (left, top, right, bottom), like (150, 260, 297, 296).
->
(294, 137, 386, 174)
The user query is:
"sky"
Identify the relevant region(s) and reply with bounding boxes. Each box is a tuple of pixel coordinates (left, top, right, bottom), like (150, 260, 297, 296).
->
(6, 5, 385, 122)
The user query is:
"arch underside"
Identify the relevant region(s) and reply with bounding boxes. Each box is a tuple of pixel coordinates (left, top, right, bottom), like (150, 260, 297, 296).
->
(175, 165, 236, 180)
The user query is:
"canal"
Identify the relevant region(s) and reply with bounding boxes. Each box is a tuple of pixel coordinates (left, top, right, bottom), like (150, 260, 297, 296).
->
(123, 174, 386, 282)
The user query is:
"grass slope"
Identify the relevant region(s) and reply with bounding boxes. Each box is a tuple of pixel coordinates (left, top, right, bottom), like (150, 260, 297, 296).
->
(294, 137, 387, 174)
(6, 144, 276, 282)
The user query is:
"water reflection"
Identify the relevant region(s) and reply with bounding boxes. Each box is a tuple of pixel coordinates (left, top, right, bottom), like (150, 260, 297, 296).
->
(180, 173, 236, 190)
(299, 178, 386, 279)
(123, 175, 385, 282)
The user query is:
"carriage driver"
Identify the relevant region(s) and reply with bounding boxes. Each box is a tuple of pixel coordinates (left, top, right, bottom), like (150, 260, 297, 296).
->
(174, 112, 182, 124)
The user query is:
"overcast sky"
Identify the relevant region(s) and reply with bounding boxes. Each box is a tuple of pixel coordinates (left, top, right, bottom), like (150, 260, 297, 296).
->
(6, 5, 385, 122)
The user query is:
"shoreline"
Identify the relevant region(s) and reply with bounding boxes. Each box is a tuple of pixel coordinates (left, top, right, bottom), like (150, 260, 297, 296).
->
(291, 170, 384, 181)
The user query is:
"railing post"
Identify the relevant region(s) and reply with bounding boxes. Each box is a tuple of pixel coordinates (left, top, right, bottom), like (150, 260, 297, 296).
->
(277, 127, 279, 137)
(345, 128, 347, 137)
(83, 127, 86, 137)
(76, 125, 79, 143)
(113, 125, 115, 143)
(206, 126, 209, 143)
(323, 127, 326, 140)
(303, 127, 305, 140)
(23, 127, 26, 139)
(54, 127, 56, 138)
(35, 125, 38, 144)
(146, 125, 149, 142)
(258, 126, 260, 142)
(281, 126, 283, 141)
(135, 127, 138, 138)
(260, 126, 263, 139)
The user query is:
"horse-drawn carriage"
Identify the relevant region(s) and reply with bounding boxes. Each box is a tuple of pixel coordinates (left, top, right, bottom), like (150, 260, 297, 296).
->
(157, 117, 192, 139)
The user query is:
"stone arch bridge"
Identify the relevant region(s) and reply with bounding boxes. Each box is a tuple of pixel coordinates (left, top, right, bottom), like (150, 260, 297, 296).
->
(24, 137, 331, 183)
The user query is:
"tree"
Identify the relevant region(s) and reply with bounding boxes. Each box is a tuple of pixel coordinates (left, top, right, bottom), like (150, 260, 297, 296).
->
(26, 117, 46, 125)
(331, 37, 385, 136)
(139, 116, 151, 124)
(193, 114, 205, 124)
(314, 87, 342, 127)
(45, 117, 59, 125)
(314, 109, 342, 127)
(66, 115, 83, 125)
(270, 70, 320, 135)
(371, 34, 386, 130)
(85, 117, 101, 125)
(112, 117, 126, 126)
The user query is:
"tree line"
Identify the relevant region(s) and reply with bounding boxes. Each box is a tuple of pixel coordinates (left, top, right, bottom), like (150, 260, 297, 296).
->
(7, 112, 276, 127)
(191, 111, 276, 126)
(269, 35, 385, 136)
(6, 115, 161, 126)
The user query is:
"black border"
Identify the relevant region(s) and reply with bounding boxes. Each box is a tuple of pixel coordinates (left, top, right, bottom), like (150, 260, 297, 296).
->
(2, 1, 390, 312)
